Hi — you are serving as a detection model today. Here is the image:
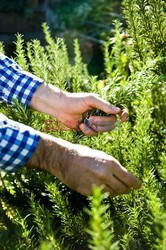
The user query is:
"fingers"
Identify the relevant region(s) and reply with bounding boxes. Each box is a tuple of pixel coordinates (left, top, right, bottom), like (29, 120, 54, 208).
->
(87, 94, 121, 114)
(106, 176, 131, 194)
(118, 108, 129, 122)
(102, 184, 118, 197)
(80, 115, 117, 134)
(86, 115, 116, 132)
(79, 123, 98, 136)
(89, 115, 117, 124)
(111, 162, 142, 189)
(90, 124, 115, 132)
(86, 94, 129, 123)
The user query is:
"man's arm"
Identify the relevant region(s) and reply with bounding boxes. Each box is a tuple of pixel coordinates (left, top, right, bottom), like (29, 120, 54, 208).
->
(26, 132, 142, 196)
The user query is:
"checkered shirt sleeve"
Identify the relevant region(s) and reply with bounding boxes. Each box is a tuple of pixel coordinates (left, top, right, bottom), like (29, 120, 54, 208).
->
(0, 52, 43, 106)
(0, 113, 40, 172)
(0, 53, 43, 172)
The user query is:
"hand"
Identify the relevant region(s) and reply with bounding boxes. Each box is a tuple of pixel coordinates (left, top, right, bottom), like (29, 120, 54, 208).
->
(27, 133, 142, 196)
(30, 83, 129, 135)
(59, 144, 142, 196)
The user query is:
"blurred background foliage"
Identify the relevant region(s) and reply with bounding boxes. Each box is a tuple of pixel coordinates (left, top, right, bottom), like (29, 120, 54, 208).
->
(0, 0, 30, 12)
(52, 0, 122, 36)
(50, 0, 123, 75)
(0, 0, 39, 15)
(0, 0, 123, 75)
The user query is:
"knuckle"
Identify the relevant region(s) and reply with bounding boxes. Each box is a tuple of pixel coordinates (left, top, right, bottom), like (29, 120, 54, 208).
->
(84, 94, 95, 106)
(89, 93, 96, 100)
(109, 158, 117, 168)
(98, 167, 109, 180)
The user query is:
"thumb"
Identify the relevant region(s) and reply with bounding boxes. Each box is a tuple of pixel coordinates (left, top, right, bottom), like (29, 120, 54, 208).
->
(86, 94, 121, 114)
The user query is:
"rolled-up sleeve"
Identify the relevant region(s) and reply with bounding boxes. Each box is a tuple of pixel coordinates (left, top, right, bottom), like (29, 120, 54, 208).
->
(0, 114, 40, 172)
(0, 52, 43, 106)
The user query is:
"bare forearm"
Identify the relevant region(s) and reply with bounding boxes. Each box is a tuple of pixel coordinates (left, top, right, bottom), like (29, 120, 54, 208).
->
(26, 132, 76, 181)
(29, 82, 65, 119)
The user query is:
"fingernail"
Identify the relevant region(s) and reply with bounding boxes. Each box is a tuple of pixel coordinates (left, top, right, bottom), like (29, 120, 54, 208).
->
(112, 107, 121, 112)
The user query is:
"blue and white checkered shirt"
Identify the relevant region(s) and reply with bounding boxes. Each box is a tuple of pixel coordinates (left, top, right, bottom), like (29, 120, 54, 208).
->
(0, 53, 43, 172)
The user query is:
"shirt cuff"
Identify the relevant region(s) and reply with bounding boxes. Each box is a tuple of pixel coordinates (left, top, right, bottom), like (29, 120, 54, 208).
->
(0, 113, 40, 172)
(0, 53, 44, 107)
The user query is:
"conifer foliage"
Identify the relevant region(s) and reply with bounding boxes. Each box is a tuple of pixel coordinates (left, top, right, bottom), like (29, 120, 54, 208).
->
(0, 0, 166, 249)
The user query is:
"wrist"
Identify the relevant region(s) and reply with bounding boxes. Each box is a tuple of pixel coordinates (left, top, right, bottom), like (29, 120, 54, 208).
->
(29, 82, 65, 119)
(26, 132, 76, 181)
